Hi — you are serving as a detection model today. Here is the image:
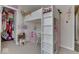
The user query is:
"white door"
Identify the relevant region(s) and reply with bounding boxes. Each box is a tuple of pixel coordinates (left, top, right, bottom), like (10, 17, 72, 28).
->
(41, 6, 53, 54)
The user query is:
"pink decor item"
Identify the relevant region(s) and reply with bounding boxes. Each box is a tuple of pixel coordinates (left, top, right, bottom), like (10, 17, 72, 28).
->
(30, 31, 37, 44)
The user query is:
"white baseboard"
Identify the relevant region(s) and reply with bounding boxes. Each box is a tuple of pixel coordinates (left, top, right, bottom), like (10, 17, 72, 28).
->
(61, 44, 74, 51)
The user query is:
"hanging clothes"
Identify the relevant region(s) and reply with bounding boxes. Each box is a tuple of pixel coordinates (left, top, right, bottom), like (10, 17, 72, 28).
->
(2, 7, 15, 41)
(30, 31, 37, 43)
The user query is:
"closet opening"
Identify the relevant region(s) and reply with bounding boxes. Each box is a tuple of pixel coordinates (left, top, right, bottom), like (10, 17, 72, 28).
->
(1, 7, 15, 41)
(1, 6, 16, 53)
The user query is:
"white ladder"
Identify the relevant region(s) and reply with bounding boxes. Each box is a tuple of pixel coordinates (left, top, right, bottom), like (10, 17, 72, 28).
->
(41, 6, 53, 54)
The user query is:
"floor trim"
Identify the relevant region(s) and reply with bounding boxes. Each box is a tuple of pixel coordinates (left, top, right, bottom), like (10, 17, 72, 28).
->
(61, 45, 74, 51)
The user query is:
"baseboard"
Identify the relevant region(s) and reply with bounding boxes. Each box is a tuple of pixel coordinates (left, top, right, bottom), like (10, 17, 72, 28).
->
(61, 45, 74, 51)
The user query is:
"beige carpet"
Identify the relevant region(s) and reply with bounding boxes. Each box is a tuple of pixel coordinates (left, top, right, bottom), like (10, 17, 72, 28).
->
(58, 47, 79, 54)
(2, 40, 79, 54)
(75, 43, 79, 52)
(2, 40, 41, 54)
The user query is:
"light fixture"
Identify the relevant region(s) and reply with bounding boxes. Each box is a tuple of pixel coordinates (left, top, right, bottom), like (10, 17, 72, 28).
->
(21, 10, 32, 16)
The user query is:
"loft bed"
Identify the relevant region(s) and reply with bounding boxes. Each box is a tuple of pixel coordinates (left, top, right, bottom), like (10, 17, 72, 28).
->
(23, 7, 54, 54)
(24, 9, 42, 22)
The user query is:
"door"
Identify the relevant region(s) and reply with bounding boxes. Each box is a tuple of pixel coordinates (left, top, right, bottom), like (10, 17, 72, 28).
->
(41, 6, 53, 54)
(53, 6, 61, 53)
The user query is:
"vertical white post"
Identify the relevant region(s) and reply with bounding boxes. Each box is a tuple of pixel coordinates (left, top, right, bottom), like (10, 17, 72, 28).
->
(0, 6, 2, 53)
(15, 8, 23, 45)
(15, 9, 19, 45)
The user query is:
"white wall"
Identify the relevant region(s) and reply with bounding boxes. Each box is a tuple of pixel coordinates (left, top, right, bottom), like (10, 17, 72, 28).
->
(55, 5, 75, 51)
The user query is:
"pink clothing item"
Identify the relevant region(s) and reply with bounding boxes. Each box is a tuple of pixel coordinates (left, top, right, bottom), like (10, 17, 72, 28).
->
(30, 31, 37, 43)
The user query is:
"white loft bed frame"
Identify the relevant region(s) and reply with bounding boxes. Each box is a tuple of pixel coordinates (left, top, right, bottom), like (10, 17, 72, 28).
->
(24, 8, 42, 22)
(24, 6, 54, 54)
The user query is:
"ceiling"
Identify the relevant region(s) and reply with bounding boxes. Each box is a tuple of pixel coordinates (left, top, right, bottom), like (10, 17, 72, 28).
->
(9, 5, 78, 15)
(19, 5, 50, 13)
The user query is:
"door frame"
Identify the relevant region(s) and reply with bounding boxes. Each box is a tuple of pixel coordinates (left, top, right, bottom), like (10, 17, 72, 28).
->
(75, 6, 78, 51)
